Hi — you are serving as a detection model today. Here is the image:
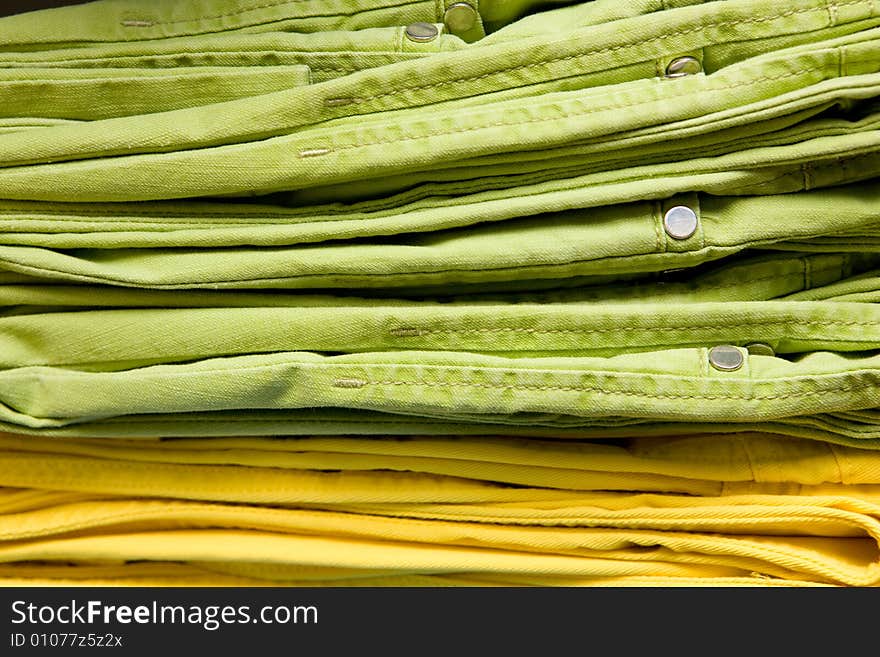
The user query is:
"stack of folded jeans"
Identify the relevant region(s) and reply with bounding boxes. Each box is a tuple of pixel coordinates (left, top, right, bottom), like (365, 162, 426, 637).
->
(0, 0, 879, 586)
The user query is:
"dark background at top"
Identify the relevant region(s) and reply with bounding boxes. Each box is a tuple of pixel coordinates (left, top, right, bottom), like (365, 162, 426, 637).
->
(1, 0, 93, 17)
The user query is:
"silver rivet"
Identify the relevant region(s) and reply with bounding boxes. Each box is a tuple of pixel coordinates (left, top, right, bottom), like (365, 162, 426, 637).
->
(444, 2, 478, 32)
(746, 343, 775, 357)
(663, 205, 698, 240)
(709, 345, 744, 372)
(405, 22, 439, 42)
(665, 56, 702, 78)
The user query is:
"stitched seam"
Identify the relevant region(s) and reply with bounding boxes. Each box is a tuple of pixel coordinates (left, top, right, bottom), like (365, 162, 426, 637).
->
(651, 200, 663, 253)
(309, 81, 880, 192)
(356, 510, 878, 527)
(785, 235, 880, 242)
(99, 417, 445, 425)
(15, 358, 880, 387)
(2, 158, 876, 253)
(388, 319, 880, 336)
(125, 0, 427, 28)
(2, 220, 269, 227)
(5, 2, 870, 188)
(5, 96, 876, 227)
(0, 250, 810, 286)
(303, 68, 821, 156)
(798, 255, 811, 292)
(334, 380, 880, 402)
(0, 507, 222, 540)
(827, 442, 847, 484)
(803, 161, 814, 190)
(841, 155, 852, 182)
(828, 0, 839, 25)
(0, 210, 343, 220)
(0, 57, 414, 68)
(733, 151, 880, 192)
(699, 346, 709, 377)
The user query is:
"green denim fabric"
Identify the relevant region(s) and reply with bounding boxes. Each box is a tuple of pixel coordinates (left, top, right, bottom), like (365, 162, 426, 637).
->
(2, 25, 880, 200)
(4, 345, 880, 428)
(0, 1, 878, 175)
(1, 183, 878, 291)
(0, 0, 490, 48)
(0, 0, 876, 451)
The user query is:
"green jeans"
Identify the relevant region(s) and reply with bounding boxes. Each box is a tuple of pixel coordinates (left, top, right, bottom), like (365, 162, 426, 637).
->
(0, 0, 878, 449)
(1, 18, 880, 199)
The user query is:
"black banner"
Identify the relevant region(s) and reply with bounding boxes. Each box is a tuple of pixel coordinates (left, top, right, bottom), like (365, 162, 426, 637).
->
(0, 587, 871, 652)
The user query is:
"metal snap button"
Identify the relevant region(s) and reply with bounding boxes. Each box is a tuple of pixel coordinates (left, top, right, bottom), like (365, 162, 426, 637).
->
(665, 56, 702, 78)
(405, 22, 439, 42)
(709, 345, 745, 372)
(663, 205, 698, 240)
(444, 2, 478, 32)
(745, 343, 775, 357)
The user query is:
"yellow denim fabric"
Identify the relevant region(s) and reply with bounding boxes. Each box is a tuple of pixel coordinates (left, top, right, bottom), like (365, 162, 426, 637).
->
(2, 432, 880, 586)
